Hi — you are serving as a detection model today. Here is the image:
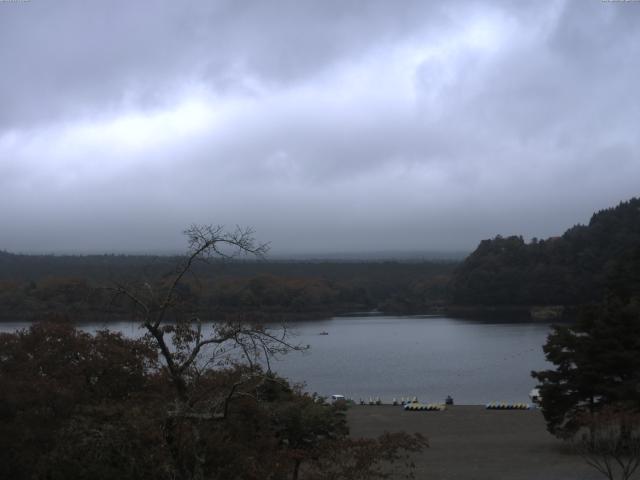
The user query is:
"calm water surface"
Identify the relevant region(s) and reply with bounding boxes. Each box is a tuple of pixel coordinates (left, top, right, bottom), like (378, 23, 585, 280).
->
(1, 314, 552, 404)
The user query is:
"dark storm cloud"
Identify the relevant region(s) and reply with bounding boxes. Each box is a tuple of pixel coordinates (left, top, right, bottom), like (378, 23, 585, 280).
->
(1, 0, 639, 254)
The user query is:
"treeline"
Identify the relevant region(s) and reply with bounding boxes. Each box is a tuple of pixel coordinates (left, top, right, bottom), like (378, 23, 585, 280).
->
(451, 197, 640, 307)
(3, 197, 639, 318)
(0, 254, 455, 320)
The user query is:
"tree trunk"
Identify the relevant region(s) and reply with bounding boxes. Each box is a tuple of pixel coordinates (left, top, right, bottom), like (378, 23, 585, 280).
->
(292, 459, 301, 480)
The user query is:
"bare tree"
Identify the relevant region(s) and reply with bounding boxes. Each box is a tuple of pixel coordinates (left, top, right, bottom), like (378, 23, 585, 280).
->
(112, 225, 306, 480)
(574, 407, 640, 480)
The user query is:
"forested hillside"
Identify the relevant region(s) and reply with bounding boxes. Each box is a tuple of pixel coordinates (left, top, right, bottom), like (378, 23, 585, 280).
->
(451, 197, 640, 306)
(0, 253, 454, 320)
(4, 197, 638, 318)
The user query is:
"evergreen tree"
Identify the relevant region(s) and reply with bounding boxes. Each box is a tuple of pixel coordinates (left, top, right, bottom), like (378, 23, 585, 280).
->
(532, 297, 640, 438)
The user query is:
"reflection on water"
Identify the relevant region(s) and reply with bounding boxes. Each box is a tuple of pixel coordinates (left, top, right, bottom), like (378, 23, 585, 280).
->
(0, 315, 552, 404)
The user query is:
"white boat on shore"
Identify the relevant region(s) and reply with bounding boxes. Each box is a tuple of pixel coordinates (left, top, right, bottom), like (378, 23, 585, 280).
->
(529, 388, 541, 404)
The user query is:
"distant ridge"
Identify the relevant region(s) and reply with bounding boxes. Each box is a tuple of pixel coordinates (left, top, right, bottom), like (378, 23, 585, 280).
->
(0, 249, 467, 264)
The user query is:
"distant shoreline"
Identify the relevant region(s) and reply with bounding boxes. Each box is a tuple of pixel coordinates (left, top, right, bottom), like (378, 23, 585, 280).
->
(0, 306, 576, 325)
(443, 304, 577, 322)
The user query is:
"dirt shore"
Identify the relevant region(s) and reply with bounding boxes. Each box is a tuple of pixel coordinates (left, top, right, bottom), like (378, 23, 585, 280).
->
(347, 405, 604, 480)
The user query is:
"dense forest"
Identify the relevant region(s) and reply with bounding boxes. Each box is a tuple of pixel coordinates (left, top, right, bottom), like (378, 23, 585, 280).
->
(0, 252, 455, 321)
(2, 197, 639, 321)
(451, 197, 640, 308)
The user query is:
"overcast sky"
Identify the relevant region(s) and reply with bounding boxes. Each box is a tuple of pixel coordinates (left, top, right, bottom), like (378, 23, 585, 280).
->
(1, 0, 639, 255)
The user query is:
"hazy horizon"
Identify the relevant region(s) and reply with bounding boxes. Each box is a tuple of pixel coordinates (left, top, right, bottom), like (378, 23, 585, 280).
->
(1, 244, 469, 260)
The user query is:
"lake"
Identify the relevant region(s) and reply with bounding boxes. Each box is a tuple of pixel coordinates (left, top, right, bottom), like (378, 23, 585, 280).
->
(0, 314, 553, 405)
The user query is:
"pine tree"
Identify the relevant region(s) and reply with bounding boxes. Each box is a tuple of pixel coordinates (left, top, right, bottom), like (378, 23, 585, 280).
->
(532, 297, 640, 438)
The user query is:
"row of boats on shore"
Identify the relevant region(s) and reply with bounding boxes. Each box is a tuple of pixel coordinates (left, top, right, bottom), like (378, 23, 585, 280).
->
(330, 390, 542, 409)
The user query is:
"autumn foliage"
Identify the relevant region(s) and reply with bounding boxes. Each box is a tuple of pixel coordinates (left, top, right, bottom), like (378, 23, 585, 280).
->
(0, 321, 425, 480)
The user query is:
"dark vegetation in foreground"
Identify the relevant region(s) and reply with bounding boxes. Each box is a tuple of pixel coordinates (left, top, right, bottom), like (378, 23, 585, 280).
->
(531, 294, 640, 480)
(0, 322, 426, 480)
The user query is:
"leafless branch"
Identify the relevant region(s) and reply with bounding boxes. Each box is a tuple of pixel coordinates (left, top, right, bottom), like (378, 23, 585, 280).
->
(574, 408, 640, 480)
(109, 225, 309, 408)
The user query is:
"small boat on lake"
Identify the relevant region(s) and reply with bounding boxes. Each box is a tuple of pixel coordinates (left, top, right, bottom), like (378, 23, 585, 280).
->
(319, 331, 329, 335)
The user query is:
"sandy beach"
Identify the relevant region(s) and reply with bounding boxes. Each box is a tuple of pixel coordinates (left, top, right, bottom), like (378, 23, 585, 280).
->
(347, 405, 604, 480)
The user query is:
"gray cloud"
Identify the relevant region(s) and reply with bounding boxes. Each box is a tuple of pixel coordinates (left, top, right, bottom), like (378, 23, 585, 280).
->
(1, 0, 639, 255)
